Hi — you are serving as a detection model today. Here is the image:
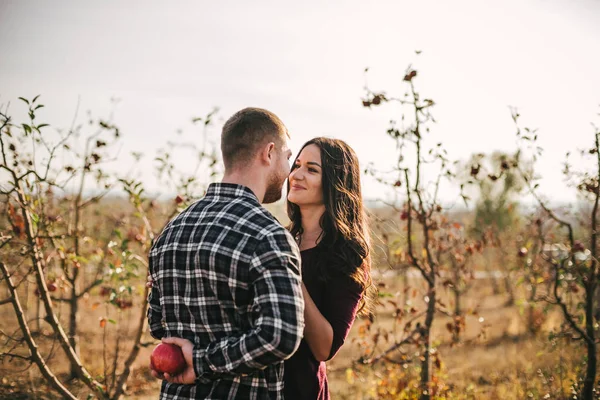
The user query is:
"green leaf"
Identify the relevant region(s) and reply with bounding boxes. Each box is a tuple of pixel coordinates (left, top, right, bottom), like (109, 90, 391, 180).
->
(34, 104, 44, 110)
(37, 123, 49, 130)
(32, 95, 40, 103)
(515, 276, 524, 286)
(18, 97, 29, 105)
(108, 319, 117, 324)
(22, 124, 32, 135)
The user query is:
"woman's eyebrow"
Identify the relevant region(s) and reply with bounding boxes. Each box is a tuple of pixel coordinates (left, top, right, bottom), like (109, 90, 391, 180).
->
(294, 159, 322, 168)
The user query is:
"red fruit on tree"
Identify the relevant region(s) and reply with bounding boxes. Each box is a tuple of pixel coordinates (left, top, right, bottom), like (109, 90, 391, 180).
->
(518, 247, 528, 258)
(127, 229, 138, 241)
(150, 343, 186, 375)
(403, 70, 417, 81)
(47, 283, 57, 292)
(573, 240, 585, 253)
(100, 286, 111, 296)
(116, 298, 133, 309)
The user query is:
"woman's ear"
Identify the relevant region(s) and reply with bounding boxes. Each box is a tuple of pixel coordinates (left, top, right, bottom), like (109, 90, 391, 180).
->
(259, 142, 276, 165)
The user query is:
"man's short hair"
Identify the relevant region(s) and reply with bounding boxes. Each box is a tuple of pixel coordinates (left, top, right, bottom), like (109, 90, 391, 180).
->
(221, 107, 288, 170)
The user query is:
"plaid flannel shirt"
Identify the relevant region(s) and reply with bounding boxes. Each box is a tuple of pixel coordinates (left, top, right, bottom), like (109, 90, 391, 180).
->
(148, 183, 304, 400)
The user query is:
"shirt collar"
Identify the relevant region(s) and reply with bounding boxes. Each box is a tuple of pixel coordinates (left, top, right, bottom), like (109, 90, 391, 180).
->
(205, 182, 260, 203)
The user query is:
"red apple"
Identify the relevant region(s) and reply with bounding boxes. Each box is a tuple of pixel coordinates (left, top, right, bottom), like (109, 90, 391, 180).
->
(573, 240, 585, 253)
(100, 286, 111, 296)
(518, 247, 528, 258)
(150, 343, 186, 375)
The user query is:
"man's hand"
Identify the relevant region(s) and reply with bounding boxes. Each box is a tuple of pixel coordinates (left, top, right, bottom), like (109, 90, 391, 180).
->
(149, 337, 198, 385)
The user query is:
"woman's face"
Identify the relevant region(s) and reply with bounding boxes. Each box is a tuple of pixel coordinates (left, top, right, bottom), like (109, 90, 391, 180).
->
(287, 144, 324, 207)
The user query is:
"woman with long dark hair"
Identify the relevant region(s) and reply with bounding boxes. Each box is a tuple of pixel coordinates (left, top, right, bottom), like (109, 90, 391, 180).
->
(284, 137, 375, 400)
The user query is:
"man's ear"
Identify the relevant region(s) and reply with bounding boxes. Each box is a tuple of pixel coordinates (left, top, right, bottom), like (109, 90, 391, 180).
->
(260, 142, 276, 165)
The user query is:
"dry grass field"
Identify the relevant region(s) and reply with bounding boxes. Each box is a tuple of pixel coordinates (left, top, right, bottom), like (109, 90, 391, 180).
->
(0, 271, 588, 400)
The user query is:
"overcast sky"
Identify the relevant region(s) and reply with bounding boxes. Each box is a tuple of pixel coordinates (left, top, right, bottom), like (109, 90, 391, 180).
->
(1, 0, 599, 206)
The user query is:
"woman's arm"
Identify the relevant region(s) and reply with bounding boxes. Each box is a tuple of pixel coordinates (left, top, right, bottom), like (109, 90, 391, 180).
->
(304, 274, 363, 362)
(301, 282, 334, 362)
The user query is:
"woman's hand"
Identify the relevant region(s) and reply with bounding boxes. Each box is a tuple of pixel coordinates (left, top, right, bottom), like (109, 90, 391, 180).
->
(146, 275, 154, 288)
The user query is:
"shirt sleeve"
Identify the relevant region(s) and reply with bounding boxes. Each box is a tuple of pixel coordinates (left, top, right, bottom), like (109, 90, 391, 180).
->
(320, 273, 363, 361)
(147, 253, 165, 340)
(192, 229, 305, 380)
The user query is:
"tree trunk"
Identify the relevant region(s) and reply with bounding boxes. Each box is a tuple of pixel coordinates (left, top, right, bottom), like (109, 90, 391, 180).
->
(582, 340, 596, 400)
(68, 279, 80, 379)
(69, 191, 82, 379)
(527, 279, 538, 334)
(453, 287, 461, 344)
(419, 285, 436, 400)
(583, 284, 597, 400)
(503, 273, 514, 306)
(486, 250, 501, 295)
(500, 249, 515, 306)
(400, 268, 408, 308)
(36, 297, 41, 333)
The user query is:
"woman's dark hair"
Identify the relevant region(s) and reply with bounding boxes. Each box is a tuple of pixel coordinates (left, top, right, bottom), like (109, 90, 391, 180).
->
(287, 137, 376, 316)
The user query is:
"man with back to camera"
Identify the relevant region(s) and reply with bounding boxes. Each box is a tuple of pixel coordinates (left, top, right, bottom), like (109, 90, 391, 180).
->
(147, 107, 305, 399)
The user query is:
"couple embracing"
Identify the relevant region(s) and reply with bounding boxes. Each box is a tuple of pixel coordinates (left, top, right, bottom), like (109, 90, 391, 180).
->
(147, 107, 375, 400)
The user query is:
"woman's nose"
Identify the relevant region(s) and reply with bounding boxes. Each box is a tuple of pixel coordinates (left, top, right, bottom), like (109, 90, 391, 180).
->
(290, 168, 303, 180)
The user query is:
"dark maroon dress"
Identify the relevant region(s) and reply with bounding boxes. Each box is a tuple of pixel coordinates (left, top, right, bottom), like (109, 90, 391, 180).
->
(284, 246, 363, 400)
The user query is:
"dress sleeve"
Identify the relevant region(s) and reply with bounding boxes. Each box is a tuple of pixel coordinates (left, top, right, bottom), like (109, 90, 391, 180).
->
(319, 273, 363, 361)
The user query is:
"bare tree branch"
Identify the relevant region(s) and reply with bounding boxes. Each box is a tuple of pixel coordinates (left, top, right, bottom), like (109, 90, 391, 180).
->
(0, 262, 78, 400)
